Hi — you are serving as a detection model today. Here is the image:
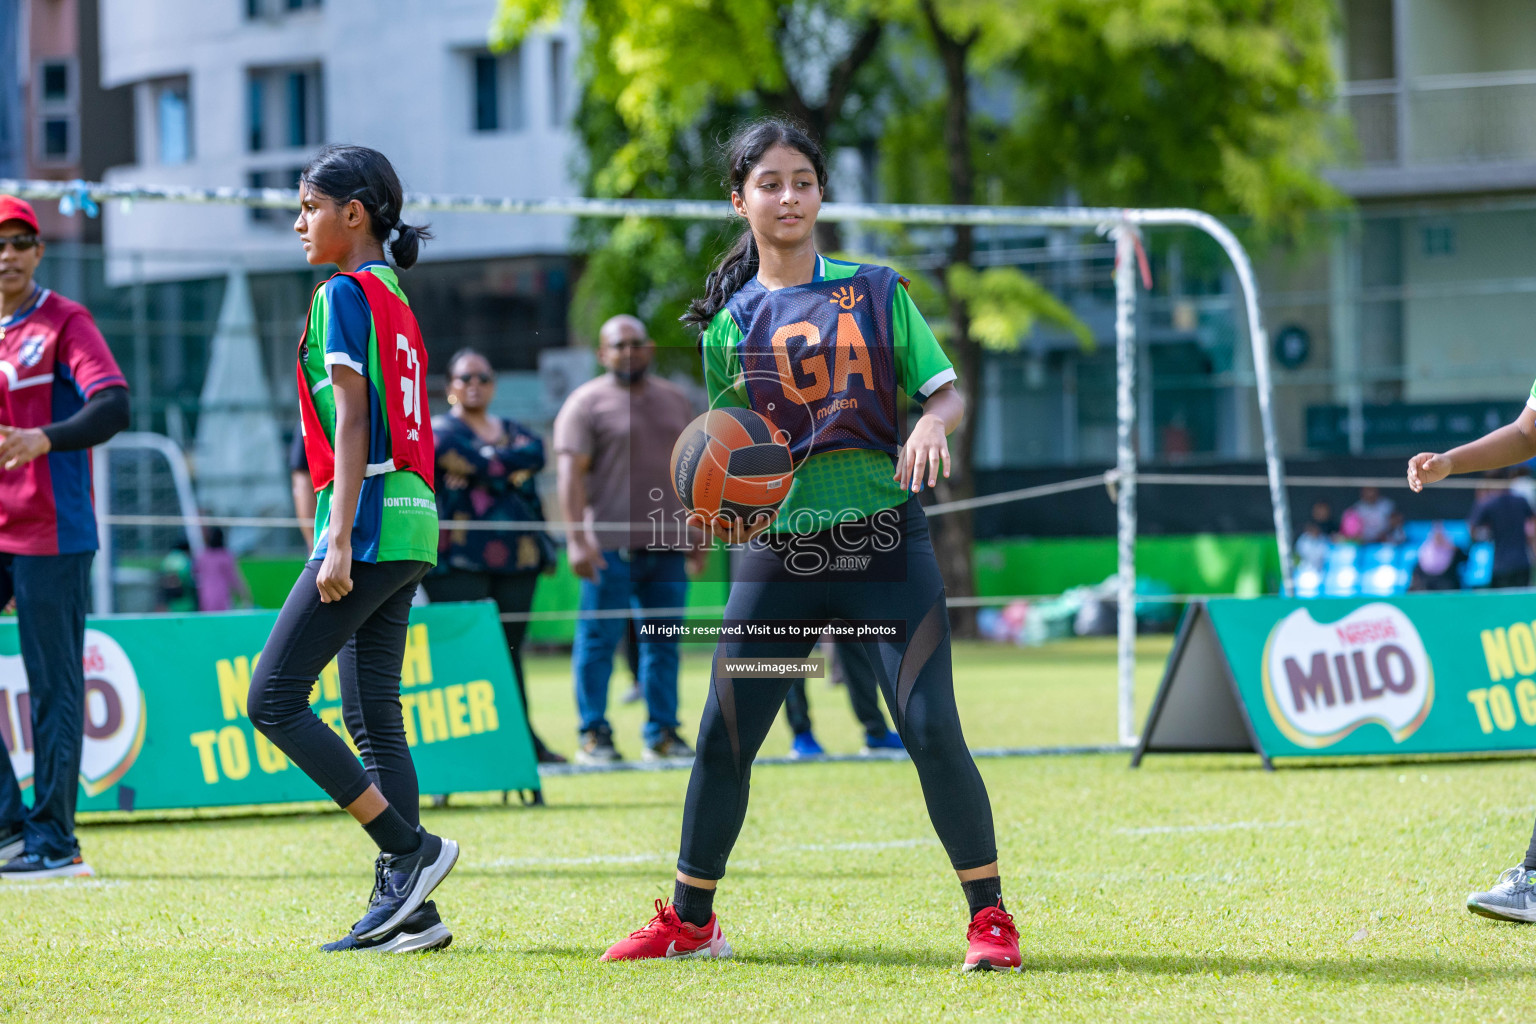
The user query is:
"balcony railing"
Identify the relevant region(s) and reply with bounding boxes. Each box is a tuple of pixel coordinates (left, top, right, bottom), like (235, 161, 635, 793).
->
(1343, 71, 1536, 168)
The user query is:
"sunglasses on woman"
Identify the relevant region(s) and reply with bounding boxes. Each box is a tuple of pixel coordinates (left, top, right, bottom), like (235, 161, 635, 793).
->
(0, 234, 40, 252)
(453, 373, 493, 385)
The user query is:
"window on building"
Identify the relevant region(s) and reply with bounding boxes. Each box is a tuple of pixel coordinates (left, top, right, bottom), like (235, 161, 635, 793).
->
(41, 63, 70, 103)
(246, 0, 321, 17)
(41, 120, 70, 160)
(248, 166, 304, 223)
(548, 38, 567, 126)
(474, 54, 499, 131)
(34, 59, 76, 165)
(468, 48, 524, 133)
(247, 65, 324, 152)
(155, 78, 193, 165)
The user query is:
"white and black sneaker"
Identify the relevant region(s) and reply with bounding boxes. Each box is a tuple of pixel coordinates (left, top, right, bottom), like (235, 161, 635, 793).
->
(322, 900, 452, 953)
(643, 728, 696, 762)
(0, 848, 94, 881)
(350, 827, 460, 941)
(1468, 865, 1536, 922)
(576, 725, 622, 765)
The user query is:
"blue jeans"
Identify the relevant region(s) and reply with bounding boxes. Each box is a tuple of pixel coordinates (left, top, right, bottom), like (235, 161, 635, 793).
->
(574, 550, 686, 745)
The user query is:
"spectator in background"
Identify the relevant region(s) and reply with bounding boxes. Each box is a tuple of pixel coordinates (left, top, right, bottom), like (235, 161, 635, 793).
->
(1382, 510, 1407, 546)
(422, 348, 564, 765)
(1411, 522, 1466, 591)
(1295, 519, 1331, 570)
(1345, 486, 1395, 544)
(158, 540, 197, 612)
(1307, 500, 1339, 537)
(1471, 471, 1534, 589)
(554, 314, 705, 764)
(0, 195, 130, 879)
(194, 526, 251, 611)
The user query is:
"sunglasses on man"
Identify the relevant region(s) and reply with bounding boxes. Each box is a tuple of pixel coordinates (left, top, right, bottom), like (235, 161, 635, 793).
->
(0, 234, 40, 252)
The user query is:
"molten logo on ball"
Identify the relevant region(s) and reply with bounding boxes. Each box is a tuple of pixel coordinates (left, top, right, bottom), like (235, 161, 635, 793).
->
(0, 629, 147, 796)
(1261, 604, 1433, 748)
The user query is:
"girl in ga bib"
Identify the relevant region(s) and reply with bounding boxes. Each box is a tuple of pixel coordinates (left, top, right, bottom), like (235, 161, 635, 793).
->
(600, 120, 1018, 973)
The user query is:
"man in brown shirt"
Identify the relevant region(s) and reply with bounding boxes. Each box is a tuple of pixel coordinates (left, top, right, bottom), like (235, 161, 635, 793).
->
(554, 315, 704, 763)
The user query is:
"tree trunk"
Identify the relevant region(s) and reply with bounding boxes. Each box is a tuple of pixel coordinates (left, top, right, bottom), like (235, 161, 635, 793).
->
(922, 1, 980, 636)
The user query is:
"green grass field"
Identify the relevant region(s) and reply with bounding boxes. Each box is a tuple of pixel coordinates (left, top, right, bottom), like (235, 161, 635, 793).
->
(10, 637, 1536, 1022)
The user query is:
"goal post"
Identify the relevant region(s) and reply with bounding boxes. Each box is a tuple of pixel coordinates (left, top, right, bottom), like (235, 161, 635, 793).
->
(0, 177, 1296, 748)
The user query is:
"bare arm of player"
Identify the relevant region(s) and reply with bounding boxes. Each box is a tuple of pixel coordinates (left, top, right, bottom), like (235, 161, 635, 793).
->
(291, 469, 317, 552)
(557, 450, 607, 581)
(317, 365, 368, 603)
(1408, 405, 1536, 492)
(895, 382, 963, 493)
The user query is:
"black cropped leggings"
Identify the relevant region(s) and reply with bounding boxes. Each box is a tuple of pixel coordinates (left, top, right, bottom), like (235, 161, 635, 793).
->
(248, 559, 431, 823)
(677, 499, 997, 880)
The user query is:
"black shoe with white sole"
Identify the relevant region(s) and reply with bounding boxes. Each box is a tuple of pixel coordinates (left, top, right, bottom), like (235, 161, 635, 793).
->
(351, 827, 459, 941)
(0, 848, 94, 880)
(322, 900, 452, 953)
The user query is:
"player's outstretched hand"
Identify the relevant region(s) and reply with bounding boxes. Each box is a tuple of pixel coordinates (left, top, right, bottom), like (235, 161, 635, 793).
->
(686, 510, 775, 546)
(895, 413, 951, 493)
(1407, 452, 1452, 493)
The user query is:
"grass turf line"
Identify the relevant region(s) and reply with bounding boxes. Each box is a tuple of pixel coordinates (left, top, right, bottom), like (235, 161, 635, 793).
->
(8, 638, 1536, 1021)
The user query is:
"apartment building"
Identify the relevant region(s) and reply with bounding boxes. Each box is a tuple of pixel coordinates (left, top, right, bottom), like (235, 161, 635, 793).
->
(94, 0, 577, 398)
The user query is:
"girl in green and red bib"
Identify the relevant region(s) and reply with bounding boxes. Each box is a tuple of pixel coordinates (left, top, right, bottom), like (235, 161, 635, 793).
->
(248, 145, 456, 953)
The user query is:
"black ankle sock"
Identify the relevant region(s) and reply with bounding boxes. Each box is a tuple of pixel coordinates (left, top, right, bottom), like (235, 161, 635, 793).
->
(362, 807, 422, 856)
(1524, 821, 1536, 871)
(962, 876, 1004, 918)
(673, 880, 715, 927)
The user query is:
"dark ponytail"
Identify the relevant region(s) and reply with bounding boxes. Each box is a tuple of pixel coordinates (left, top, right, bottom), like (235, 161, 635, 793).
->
(681, 118, 828, 332)
(299, 144, 433, 270)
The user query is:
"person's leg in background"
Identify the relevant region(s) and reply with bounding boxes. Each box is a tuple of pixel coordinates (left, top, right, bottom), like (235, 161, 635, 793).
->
(572, 551, 632, 762)
(834, 642, 903, 752)
(620, 617, 644, 704)
(0, 553, 94, 877)
(490, 572, 562, 762)
(0, 555, 23, 859)
(632, 550, 689, 759)
(782, 677, 824, 757)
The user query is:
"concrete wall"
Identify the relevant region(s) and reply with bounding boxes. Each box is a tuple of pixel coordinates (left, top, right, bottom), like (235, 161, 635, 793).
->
(1401, 208, 1536, 400)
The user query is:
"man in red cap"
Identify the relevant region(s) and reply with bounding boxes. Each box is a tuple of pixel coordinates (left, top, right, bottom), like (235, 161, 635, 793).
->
(0, 195, 129, 879)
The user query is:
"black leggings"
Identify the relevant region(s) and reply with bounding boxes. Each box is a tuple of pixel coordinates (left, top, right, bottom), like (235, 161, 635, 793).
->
(249, 559, 431, 824)
(677, 498, 996, 880)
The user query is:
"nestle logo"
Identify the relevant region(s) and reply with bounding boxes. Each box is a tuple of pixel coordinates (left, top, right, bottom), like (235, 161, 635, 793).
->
(1334, 618, 1398, 646)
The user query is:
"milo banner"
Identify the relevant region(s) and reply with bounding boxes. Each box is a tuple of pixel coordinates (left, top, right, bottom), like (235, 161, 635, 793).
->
(1134, 593, 1536, 768)
(0, 601, 539, 811)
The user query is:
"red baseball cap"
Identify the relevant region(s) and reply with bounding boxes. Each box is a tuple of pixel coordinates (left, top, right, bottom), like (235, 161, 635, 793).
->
(0, 196, 40, 233)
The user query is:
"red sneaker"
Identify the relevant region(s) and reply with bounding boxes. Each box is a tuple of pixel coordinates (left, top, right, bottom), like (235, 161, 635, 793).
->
(963, 903, 1022, 973)
(601, 899, 732, 961)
